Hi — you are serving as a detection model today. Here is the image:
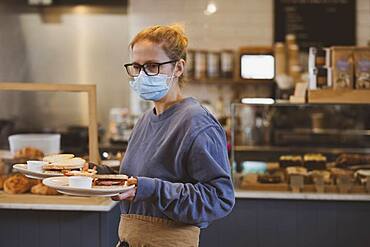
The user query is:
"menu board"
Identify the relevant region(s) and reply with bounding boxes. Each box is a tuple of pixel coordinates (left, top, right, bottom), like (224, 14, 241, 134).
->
(274, 0, 356, 51)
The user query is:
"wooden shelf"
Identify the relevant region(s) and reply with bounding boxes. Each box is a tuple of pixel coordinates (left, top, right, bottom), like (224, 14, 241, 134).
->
(239, 183, 367, 194)
(187, 78, 274, 85)
(308, 89, 370, 104)
(234, 145, 370, 154)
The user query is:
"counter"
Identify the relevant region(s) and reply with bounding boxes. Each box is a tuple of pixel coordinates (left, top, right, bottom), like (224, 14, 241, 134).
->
(200, 194, 370, 247)
(0, 191, 118, 211)
(0, 193, 121, 247)
(235, 190, 370, 201)
(1, 192, 370, 247)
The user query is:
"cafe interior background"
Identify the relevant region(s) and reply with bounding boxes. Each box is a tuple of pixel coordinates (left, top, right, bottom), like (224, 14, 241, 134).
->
(0, 0, 370, 246)
(1, 0, 367, 132)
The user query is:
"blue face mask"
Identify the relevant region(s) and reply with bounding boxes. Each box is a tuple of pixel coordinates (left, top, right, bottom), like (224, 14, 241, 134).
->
(129, 71, 174, 101)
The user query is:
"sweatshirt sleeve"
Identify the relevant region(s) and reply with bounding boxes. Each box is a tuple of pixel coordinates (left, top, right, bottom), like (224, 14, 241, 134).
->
(133, 126, 235, 226)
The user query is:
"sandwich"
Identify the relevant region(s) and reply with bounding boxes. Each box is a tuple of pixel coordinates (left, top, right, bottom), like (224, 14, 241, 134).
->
(43, 154, 75, 163)
(64, 163, 97, 177)
(92, 174, 129, 187)
(42, 157, 86, 175)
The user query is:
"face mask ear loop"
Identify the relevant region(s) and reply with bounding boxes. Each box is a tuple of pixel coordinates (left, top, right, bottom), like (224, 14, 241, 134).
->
(167, 61, 178, 89)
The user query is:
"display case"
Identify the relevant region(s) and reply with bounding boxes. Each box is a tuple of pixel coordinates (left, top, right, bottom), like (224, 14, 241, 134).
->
(231, 102, 370, 193)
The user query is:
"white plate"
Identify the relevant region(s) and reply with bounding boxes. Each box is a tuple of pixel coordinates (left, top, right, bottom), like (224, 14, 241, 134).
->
(56, 190, 119, 197)
(43, 177, 135, 197)
(12, 164, 64, 179)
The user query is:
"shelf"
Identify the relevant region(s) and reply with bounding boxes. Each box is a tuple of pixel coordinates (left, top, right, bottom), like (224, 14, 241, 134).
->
(187, 78, 274, 85)
(276, 128, 370, 136)
(234, 145, 370, 154)
(308, 89, 370, 104)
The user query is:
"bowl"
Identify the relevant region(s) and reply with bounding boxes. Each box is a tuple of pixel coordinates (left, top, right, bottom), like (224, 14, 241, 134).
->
(27, 160, 48, 172)
(8, 134, 61, 155)
(68, 176, 93, 189)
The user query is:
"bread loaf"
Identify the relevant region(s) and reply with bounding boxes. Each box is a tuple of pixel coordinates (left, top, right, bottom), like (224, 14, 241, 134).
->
(3, 174, 32, 194)
(31, 183, 60, 195)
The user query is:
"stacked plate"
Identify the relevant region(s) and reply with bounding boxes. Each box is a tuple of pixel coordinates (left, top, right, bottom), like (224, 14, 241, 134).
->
(13, 163, 63, 180)
(43, 177, 134, 197)
(12, 154, 133, 197)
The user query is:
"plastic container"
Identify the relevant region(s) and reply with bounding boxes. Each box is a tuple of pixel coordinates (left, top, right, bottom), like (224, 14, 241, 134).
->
(8, 134, 61, 155)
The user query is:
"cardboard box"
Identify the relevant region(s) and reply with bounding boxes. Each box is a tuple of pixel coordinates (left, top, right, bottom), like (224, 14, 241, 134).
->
(331, 46, 354, 89)
(353, 47, 370, 89)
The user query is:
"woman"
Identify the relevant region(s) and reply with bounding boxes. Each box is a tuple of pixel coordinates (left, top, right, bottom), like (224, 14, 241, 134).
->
(112, 24, 235, 247)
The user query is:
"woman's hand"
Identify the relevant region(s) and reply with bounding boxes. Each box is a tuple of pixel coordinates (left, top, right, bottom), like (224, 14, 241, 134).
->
(111, 177, 138, 201)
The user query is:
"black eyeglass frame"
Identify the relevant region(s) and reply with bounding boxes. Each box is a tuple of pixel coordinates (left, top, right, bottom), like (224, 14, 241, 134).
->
(123, 60, 178, 77)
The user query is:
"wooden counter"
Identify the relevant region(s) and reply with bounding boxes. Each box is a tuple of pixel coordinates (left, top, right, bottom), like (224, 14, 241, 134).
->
(0, 191, 118, 211)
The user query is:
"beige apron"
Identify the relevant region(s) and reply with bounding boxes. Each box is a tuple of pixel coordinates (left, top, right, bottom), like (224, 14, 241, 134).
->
(117, 214, 200, 247)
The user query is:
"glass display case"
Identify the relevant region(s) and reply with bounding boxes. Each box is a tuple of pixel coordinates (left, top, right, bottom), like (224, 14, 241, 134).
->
(231, 102, 370, 193)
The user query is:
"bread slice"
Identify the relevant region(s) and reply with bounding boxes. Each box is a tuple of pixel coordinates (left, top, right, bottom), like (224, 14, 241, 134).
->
(93, 174, 128, 180)
(92, 174, 129, 186)
(43, 154, 75, 163)
(42, 158, 86, 171)
(64, 169, 97, 177)
(42, 164, 83, 171)
(51, 157, 86, 167)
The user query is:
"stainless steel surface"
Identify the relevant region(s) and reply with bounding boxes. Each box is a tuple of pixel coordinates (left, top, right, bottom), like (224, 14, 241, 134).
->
(0, 3, 130, 132)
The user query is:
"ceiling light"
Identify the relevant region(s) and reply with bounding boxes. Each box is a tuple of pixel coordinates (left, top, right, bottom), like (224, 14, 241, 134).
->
(204, 2, 217, 15)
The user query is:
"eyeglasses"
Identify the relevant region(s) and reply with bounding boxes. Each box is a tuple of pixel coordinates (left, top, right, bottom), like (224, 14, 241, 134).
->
(124, 60, 178, 77)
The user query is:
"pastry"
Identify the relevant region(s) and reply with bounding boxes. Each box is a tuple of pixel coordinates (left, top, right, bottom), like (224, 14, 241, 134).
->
(257, 174, 282, 184)
(304, 153, 327, 171)
(330, 168, 353, 185)
(43, 154, 75, 163)
(354, 170, 370, 185)
(3, 173, 32, 194)
(0, 175, 6, 190)
(286, 166, 308, 176)
(0, 158, 5, 174)
(279, 155, 303, 168)
(14, 147, 44, 160)
(31, 183, 60, 195)
(28, 178, 41, 187)
(308, 170, 331, 184)
(336, 154, 370, 168)
(330, 167, 353, 177)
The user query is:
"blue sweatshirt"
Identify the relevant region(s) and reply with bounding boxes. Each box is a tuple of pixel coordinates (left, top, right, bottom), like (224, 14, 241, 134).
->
(119, 97, 235, 228)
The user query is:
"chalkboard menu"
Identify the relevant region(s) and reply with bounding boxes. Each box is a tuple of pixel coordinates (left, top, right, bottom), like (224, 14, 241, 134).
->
(274, 0, 356, 51)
